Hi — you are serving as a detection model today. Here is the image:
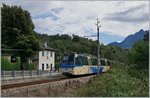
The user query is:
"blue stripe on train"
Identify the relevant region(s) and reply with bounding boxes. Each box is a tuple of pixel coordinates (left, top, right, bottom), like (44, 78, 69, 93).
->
(90, 66, 104, 74)
(60, 63, 83, 68)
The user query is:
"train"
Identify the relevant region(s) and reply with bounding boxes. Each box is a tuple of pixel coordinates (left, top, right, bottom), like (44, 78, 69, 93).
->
(60, 52, 111, 76)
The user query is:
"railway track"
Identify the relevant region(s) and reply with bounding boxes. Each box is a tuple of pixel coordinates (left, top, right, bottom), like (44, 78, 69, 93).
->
(1, 74, 95, 90)
(1, 77, 69, 90)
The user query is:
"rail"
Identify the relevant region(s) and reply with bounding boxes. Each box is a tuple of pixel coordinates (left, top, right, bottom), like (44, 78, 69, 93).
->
(1, 70, 60, 80)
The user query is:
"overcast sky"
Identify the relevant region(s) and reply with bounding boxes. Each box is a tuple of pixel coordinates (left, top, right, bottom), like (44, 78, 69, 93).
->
(1, 0, 149, 44)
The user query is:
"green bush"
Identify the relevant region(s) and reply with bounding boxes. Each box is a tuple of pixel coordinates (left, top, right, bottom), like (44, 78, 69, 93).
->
(28, 63, 36, 70)
(1, 57, 20, 71)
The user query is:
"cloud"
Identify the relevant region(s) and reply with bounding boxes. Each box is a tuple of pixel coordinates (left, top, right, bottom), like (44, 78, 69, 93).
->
(103, 4, 149, 23)
(32, 12, 59, 21)
(51, 7, 64, 14)
(1, 0, 149, 43)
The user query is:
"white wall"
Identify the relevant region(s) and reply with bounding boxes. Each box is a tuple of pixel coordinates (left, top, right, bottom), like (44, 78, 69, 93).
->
(38, 50, 55, 70)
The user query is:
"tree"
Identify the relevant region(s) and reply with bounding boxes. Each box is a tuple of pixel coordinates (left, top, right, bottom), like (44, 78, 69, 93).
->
(72, 34, 80, 42)
(128, 40, 149, 67)
(2, 4, 40, 69)
(143, 31, 149, 41)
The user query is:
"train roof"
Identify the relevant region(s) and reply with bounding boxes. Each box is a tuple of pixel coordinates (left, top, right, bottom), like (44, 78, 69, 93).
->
(63, 52, 112, 62)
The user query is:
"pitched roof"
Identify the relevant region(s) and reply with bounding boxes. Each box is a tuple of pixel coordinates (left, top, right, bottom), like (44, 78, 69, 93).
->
(41, 45, 55, 51)
(40, 42, 55, 51)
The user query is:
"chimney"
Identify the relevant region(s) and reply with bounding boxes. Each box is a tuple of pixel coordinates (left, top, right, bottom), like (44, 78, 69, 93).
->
(44, 42, 47, 48)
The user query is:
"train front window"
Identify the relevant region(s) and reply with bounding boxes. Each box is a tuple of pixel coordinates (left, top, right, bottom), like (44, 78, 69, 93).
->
(62, 56, 69, 64)
(62, 53, 75, 64)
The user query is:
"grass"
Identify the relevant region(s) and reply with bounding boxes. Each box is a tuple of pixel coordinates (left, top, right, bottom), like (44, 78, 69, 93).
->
(73, 63, 149, 97)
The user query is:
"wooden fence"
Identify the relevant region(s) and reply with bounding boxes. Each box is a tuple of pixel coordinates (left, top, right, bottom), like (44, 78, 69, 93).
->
(1, 70, 59, 80)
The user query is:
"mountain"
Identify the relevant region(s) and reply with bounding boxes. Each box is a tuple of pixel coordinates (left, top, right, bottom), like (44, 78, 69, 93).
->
(85, 32, 125, 45)
(100, 33, 125, 45)
(108, 29, 148, 48)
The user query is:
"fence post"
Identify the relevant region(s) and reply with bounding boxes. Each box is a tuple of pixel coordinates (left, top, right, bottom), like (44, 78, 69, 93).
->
(37, 70, 40, 77)
(30, 70, 32, 77)
(13, 70, 16, 79)
(57, 69, 59, 75)
(41, 70, 42, 76)
(2, 70, 5, 80)
(22, 70, 25, 78)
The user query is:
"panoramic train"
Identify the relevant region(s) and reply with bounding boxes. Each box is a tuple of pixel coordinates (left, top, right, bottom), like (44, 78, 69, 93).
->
(60, 52, 111, 76)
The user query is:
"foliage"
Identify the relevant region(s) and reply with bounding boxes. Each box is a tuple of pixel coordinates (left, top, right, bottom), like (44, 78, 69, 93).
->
(14, 34, 40, 58)
(1, 56, 20, 71)
(28, 63, 36, 70)
(73, 63, 148, 97)
(55, 61, 60, 71)
(1, 3, 40, 60)
(143, 31, 149, 41)
(128, 40, 149, 68)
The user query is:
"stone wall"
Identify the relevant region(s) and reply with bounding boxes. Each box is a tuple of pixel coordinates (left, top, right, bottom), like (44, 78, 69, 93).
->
(1, 75, 96, 97)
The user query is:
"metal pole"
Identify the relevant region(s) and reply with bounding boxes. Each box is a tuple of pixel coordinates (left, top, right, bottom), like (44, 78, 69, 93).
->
(95, 18, 101, 76)
(97, 27, 100, 75)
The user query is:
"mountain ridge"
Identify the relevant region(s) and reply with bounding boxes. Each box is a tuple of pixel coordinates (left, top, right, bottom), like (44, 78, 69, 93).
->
(108, 29, 148, 48)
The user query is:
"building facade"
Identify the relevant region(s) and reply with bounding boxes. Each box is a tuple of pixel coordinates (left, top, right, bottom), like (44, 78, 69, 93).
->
(38, 50, 55, 70)
(38, 42, 55, 71)
(30, 42, 55, 71)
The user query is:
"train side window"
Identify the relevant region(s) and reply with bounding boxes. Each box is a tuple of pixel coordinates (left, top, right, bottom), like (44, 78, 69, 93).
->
(82, 56, 88, 65)
(100, 60, 106, 66)
(91, 58, 97, 65)
(75, 56, 82, 65)
(107, 61, 111, 66)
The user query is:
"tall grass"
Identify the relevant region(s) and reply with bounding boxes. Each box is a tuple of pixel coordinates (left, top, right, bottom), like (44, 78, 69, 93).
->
(73, 63, 149, 97)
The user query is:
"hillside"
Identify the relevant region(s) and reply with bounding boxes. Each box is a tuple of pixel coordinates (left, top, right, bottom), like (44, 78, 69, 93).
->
(109, 29, 149, 48)
(38, 34, 97, 55)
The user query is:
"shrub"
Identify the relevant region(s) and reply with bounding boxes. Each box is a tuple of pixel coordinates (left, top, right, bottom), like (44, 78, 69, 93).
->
(1, 56, 20, 71)
(28, 63, 36, 70)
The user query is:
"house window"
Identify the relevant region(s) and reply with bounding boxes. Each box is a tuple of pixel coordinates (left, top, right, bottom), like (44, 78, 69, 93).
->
(28, 59, 32, 64)
(47, 51, 49, 55)
(42, 64, 44, 70)
(42, 51, 44, 56)
(50, 52, 53, 57)
(47, 64, 49, 69)
(11, 56, 16, 63)
(47, 51, 49, 59)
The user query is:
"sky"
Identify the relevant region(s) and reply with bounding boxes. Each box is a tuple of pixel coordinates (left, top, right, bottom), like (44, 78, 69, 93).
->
(1, 0, 149, 44)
